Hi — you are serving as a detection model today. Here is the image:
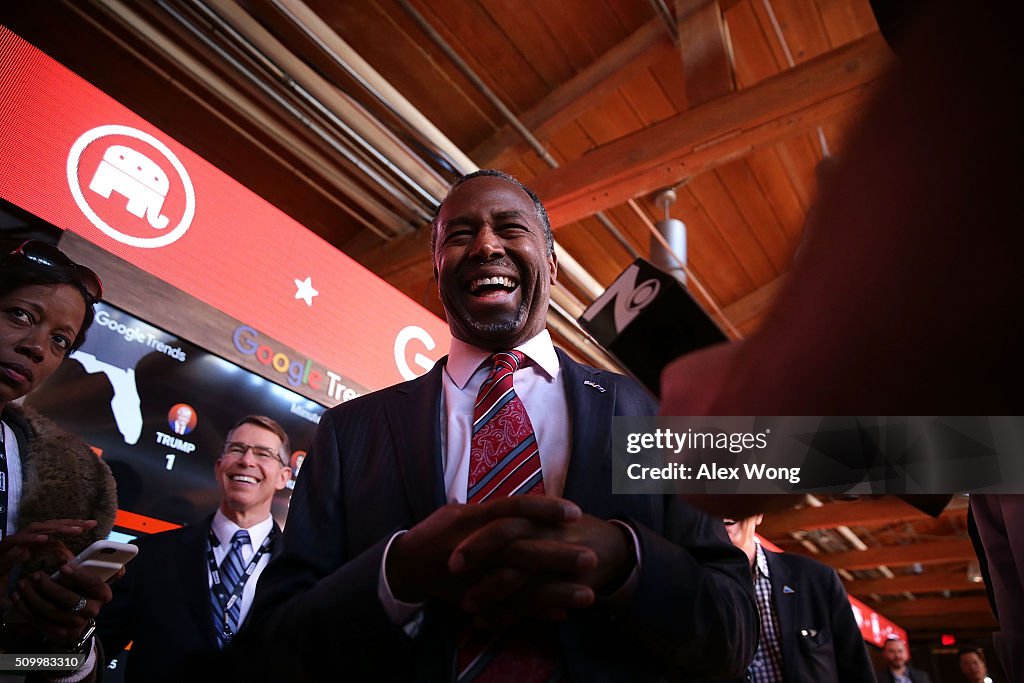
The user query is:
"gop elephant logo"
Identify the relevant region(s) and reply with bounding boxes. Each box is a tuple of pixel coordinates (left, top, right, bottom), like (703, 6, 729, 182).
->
(89, 145, 170, 229)
(67, 125, 195, 248)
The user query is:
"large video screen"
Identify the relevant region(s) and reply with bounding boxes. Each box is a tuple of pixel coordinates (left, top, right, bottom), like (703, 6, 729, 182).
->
(25, 302, 326, 533)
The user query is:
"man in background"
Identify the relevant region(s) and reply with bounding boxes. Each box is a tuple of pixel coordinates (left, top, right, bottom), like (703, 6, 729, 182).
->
(723, 514, 874, 683)
(876, 638, 931, 683)
(958, 646, 993, 683)
(97, 415, 291, 682)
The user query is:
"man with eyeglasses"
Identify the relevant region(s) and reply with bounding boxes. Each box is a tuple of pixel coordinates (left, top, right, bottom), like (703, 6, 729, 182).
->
(95, 415, 292, 683)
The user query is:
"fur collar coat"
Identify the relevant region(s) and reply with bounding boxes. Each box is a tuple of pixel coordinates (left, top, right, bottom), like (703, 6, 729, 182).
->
(3, 403, 117, 570)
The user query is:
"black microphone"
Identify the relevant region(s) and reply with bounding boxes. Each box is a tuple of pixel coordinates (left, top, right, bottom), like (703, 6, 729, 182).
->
(581, 260, 954, 520)
(578, 258, 726, 397)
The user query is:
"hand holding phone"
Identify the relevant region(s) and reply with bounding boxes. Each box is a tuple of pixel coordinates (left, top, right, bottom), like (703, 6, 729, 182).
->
(51, 539, 139, 582)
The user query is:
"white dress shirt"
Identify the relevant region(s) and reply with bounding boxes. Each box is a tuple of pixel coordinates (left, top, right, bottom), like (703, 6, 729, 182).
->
(209, 509, 276, 627)
(440, 329, 571, 501)
(378, 330, 570, 629)
(1, 420, 23, 537)
(377, 330, 641, 633)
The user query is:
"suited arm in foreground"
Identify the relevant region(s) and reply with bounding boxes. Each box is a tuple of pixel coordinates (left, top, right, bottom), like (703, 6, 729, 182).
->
(821, 564, 876, 683)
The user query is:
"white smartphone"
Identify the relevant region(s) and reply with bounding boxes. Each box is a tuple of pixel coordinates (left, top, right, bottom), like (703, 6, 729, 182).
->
(50, 539, 139, 582)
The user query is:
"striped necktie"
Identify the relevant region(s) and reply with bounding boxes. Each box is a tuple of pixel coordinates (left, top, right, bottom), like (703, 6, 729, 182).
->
(458, 351, 557, 682)
(212, 529, 249, 648)
(467, 350, 544, 503)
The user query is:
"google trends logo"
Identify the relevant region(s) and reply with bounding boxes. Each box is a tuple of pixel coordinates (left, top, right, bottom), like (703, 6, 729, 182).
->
(67, 125, 196, 248)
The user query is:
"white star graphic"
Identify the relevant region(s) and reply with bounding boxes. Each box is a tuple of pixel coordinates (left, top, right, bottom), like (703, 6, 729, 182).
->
(293, 276, 319, 306)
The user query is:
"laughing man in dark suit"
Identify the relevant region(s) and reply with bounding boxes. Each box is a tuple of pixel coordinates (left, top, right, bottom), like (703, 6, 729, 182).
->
(243, 170, 757, 682)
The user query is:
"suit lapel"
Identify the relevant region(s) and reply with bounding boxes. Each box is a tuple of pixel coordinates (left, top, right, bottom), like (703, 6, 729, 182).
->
(385, 359, 446, 522)
(559, 350, 617, 516)
(765, 549, 800, 679)
(270, 521, 284, 554)
(179, 519, 219, 647)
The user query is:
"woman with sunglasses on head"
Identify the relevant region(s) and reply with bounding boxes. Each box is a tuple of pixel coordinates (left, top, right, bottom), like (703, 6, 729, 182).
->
(0, 240, 117, 680)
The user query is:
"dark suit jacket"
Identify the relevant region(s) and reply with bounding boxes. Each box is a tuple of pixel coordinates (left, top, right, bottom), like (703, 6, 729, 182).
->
(760, 549, 874, 683)
(875, 667, 932, 683)
(96, 516, 283, 683)
(239, 350, 757, 682)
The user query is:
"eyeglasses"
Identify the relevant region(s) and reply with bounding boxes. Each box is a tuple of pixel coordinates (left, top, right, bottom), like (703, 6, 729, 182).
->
(8, 240, 103, 302)
(223, 441, 285, 466)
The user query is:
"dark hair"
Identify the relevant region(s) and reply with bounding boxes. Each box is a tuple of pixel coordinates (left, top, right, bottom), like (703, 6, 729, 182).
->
(0, 252, 96, 353)
(225, 415, 292, 466)
(429, 169, 554, 259)
(958, 646, 985, 661)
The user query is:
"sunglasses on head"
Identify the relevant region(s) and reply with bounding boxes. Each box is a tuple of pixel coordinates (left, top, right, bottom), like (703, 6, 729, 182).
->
(8, 240, 103, 303)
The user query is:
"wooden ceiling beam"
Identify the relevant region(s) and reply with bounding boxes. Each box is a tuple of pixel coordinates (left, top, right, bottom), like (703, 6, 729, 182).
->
(814, 538, 976, 571)
(471, 18, 673, 170)
(867, 596, 991, 619)
(897, 613, 999, 632)
(845, 572, 986, 597)
(675, 0, 736, 107)
(530, 32, 893, 227)
(351, 34, 890, 283)
(758, 497, 964, 536)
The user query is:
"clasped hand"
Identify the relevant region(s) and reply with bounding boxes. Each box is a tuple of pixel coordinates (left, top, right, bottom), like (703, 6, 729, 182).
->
(386, 497, 634, 629)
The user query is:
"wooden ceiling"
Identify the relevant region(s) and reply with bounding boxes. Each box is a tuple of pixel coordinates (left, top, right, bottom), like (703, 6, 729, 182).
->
(760, 495, 993, 641)
(0, 0, 991, 640)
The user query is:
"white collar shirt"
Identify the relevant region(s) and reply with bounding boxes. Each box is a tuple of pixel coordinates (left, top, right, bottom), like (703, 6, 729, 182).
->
(1, 420, 23, 538)
(379, 329, 641, 633)
(440, 329, 571, 502)
(209, 509, 275, 626)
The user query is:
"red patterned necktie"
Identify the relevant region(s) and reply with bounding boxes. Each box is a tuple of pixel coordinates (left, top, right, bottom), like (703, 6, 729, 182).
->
(467, 350, 544, 502)
(458, 350, 557, 682)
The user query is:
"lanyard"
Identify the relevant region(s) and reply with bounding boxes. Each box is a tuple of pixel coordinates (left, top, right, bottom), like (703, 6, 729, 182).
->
(205, 526, 274, 621)
(0, 422, 9, 541)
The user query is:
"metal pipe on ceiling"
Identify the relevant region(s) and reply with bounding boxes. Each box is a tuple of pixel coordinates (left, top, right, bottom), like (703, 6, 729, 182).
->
(648, 0, 679, 41)
(397, 0, 740, 340)
(394, 0, 559, 169)
(229, 0, 615, 348)
(189, 0, 440, 221)
(594, 212, 641, 260)
(269, 0, 476, 176)
(197, 0, 448, 206)
(265, 0, 611, 306)
(762, 0, 830, 160)
(652, 189, 688, 284)
(627, 197, 742, 338)
(77, 0, 617, 369)
(156, 0, 422, 232)
(552, 245, 603, 301)
(394, 0, 641, 266)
